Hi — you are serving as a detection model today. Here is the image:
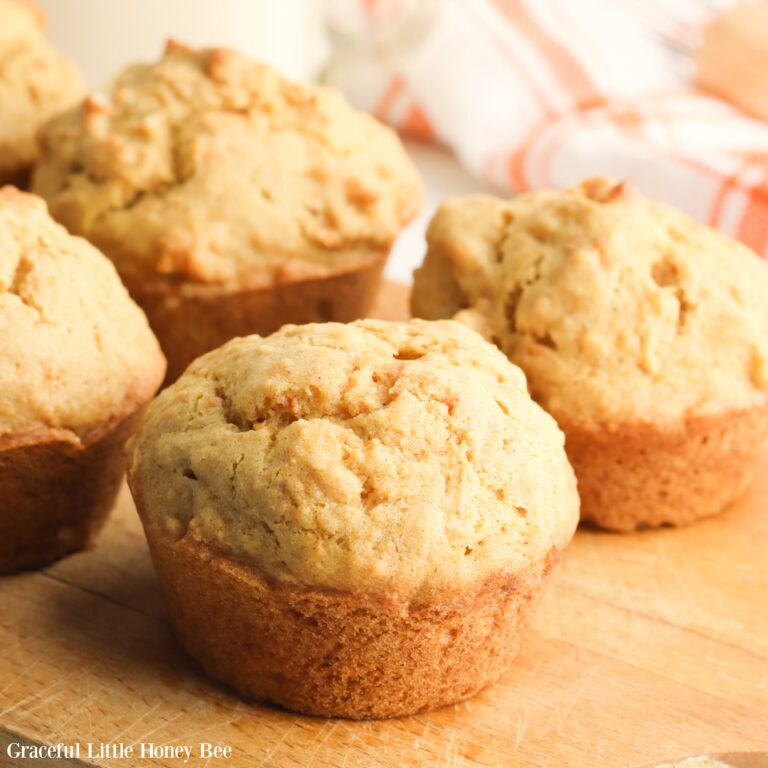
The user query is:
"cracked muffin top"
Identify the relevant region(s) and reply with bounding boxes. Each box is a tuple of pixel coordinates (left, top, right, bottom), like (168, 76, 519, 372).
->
(0, 0, 85, 184)
(128, 319, 579, 599)
(32, 42, 422, 288)
(412, 178, 768, 426)
(0, 187, 165, 441)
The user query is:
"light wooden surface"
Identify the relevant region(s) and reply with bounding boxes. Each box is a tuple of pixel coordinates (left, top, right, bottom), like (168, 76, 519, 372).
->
(1, 282, 767, 768)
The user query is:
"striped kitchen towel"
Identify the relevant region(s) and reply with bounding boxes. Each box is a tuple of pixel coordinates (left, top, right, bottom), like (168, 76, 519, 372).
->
(325, 0, 768, 258)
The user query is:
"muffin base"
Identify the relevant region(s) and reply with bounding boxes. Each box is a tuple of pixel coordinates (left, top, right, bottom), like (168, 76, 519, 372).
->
(0, 167, 31, 191)
(139, 519, 562, 719)
(562, 404, 768, 531)
(125, 255, 386, 384)
(0, 405, 146, 574)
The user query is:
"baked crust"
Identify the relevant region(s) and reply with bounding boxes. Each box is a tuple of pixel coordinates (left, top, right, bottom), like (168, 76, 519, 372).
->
(562, 403, 768, 531)
(126, 319, 579, 595)
(138, 516, 564, 719)
(32, 43, 421, 288)
(411, 179, 768, 425)
(0, 187, 167, 437)
(127, 253, 386, 382)
(0, 0, 85, 184)
(0, 401, 147, 573)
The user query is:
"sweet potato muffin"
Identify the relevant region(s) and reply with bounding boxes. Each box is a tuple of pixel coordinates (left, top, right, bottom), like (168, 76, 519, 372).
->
(0, 0, 84, 186)
(412, 178, 768, 531)
(32, 41, 422, 381)
(127, 319, 579, 718)
(0, 188, 165, 573)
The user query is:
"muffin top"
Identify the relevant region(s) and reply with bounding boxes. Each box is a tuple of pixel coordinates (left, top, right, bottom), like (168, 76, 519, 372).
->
(0, 0, 85, 182)
(128, 319, 579, 600)
(412, 178, 768, 426)
(0, 187, 165, 441)
(32, 42, 422, 288)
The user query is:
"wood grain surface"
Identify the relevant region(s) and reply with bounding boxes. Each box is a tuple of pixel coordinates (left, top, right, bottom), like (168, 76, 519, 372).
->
(1, 282, 767, 768)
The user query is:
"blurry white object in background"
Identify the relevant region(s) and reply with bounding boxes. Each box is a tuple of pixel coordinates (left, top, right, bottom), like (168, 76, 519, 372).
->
(36, 0, 327, 87)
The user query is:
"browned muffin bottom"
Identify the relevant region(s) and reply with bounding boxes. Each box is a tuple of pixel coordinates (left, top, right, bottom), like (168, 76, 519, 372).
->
(142, 520, 564, 719)
(124, 254, 386, 383)
(562, 405, 768, 531)
(0, 406, 146, 573)
(0, 189, 165, 572)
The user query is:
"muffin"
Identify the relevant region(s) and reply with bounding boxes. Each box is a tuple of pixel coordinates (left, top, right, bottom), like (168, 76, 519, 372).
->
(32, 41, 422, 382)
(0, 188, 165, 573)
(412, 178, 768, 531)
(0, 0, 84, 187)
(127, 319, 579, 718)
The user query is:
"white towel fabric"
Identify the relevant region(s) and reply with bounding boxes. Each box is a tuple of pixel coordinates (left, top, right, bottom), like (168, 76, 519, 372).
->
(325, 0, 768, 258)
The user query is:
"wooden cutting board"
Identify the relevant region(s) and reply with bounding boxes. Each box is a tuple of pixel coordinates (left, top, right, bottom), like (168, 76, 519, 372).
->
(1, 282, 767, 768)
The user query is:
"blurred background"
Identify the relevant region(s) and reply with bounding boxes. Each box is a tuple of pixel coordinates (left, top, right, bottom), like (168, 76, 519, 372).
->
(36, 0, 768, 282)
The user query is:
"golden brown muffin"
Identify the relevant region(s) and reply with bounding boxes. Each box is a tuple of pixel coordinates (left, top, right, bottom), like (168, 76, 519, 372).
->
(0, 0, 84, 186)
(412, 178, 768, 531)
(32, 41, 422, 381)
(0, 187, 165, 572)
(127, 319, 579, 718)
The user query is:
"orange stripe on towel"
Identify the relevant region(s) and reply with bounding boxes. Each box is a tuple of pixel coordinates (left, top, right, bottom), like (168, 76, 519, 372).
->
(491, 0, 602, 109)
(403, 103, 435, 141)
(708, 170, 743, 229)
(361, 0, 403, 18)
(374, 75, 406, 124)
(737, 188, 768, 257)
(506, 114, 556, 190)
(462, 0, 558, 117)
